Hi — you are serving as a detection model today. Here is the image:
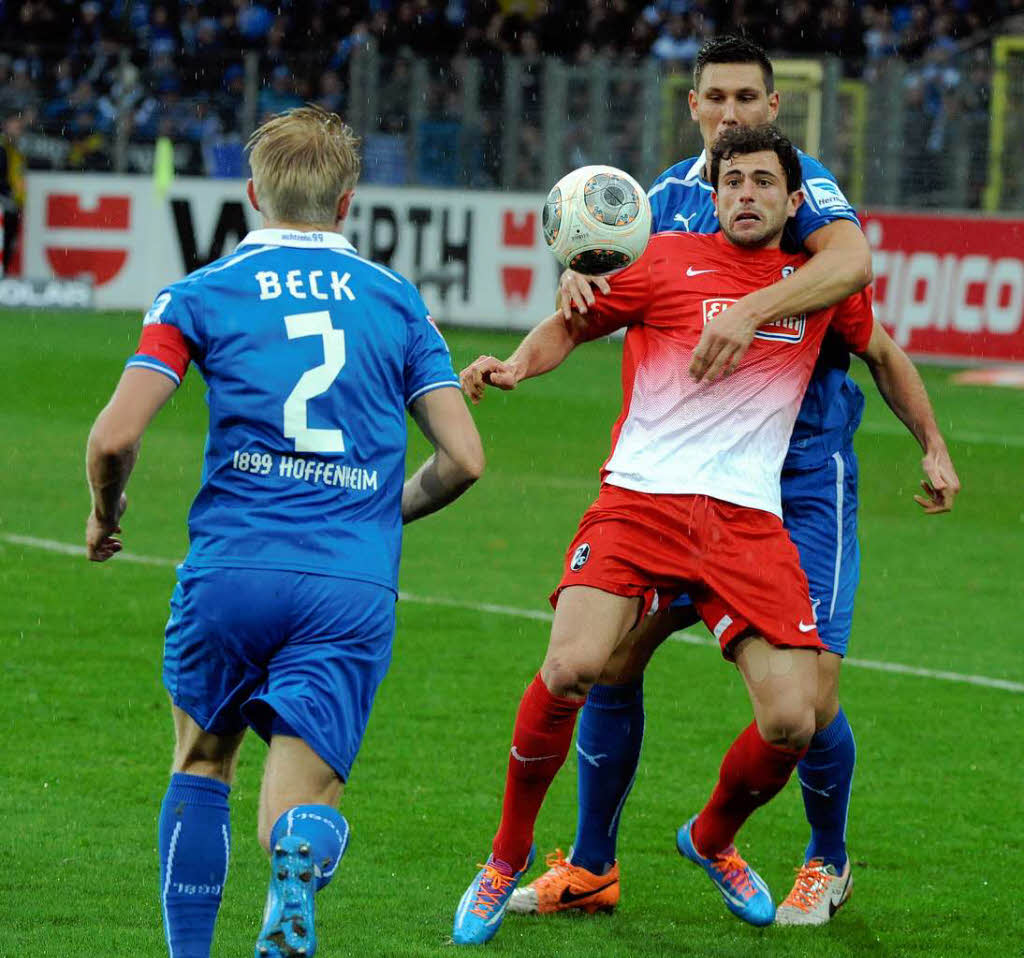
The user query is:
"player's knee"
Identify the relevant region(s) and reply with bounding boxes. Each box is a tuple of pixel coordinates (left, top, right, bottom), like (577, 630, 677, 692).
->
(541, 657, 598, 699)
(758, 706, 816, 751)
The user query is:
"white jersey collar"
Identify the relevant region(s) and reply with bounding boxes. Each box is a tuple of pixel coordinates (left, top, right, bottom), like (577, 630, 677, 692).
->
(238, 228, 356, 252)
(684, 151, 708, 183)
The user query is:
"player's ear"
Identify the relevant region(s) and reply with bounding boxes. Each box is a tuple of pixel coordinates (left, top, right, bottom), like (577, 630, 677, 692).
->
(787, 188, 804, 218)
(688, 88, 699, 121)
(246, 178, 261, 213)
(336, 189, 355, 225)
(768, 89, 780, 121)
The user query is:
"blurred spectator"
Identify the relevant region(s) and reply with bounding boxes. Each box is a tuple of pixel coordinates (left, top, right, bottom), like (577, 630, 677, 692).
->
(0, 112, 25, 276)
(0, 59, 41, 116)
(258, 64, 303, 117)
(651, 14, 699, 66)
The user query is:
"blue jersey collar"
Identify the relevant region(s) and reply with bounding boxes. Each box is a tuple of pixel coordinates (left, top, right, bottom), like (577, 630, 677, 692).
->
(238, 228, 357, 251)
(684, 151, 708, 183)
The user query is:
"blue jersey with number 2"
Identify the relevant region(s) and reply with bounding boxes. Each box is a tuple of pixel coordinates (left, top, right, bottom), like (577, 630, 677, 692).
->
(648, 150, 866, 469)
(127, 228, 459, 591)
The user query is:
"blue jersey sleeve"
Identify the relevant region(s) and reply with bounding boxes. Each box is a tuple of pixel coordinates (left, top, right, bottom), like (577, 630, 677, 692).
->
(792, 153, 861, 247)
(402, 286, 459, 405)
(125, 281, 204, 385)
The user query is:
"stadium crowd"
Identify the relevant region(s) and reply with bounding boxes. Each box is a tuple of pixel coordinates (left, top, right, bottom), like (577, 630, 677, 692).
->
(0, 0, 1015, 180)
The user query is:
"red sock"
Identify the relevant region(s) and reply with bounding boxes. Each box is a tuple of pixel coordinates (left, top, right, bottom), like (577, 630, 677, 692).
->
(692, 721, 807, 857)
(492, 673, 584, 870)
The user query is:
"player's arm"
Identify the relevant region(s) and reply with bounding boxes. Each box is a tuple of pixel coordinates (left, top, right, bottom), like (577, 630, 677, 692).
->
(460, 309, 598, 404)
(855, 320, 961, 514)
(85, 367, 178, 560)
(403, 386, 485, 524)
(691, 219, 873, 382)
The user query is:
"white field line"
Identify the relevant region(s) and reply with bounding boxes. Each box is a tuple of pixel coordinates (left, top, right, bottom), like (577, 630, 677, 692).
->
(5, 532, 1022, 694)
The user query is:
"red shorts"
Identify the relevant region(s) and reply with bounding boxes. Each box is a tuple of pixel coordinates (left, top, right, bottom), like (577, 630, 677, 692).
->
(551, 484, 823, 659)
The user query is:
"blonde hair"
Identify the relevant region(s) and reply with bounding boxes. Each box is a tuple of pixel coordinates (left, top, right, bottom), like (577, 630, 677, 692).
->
(247, 105, 361, 226)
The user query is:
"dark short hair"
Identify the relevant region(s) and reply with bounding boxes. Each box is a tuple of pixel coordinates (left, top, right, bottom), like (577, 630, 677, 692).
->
(693, 35, 774, 93)
(710, 125, 802, 194)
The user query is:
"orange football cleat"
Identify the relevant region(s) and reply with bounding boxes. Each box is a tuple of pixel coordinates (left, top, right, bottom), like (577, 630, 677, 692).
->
(507, 849, 620, 915)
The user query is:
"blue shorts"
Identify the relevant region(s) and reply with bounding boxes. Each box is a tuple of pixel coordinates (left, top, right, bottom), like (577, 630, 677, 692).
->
(164, 565, 396, 780)
(779, 447, 860, 656)
(670, 446, 859, 655)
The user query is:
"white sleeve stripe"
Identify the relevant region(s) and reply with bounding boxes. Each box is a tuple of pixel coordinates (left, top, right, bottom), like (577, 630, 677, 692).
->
(330, 248, 404, 284)
(202, 245, 275, 274)
(125, 358, 181, 386)
(406, 380, 460, 405)
(647, 176, 686, 198)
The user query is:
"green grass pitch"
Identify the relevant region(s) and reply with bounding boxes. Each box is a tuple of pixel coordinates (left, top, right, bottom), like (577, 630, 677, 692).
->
(1, 309, 1022, 956)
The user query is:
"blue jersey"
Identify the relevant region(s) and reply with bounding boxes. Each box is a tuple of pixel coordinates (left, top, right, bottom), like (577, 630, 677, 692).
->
(128, 228, 459, 591)
(647, 150, 865, 469)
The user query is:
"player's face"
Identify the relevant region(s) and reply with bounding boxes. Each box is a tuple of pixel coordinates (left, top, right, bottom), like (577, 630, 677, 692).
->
(688, 63, 780, 151)
(713, 151, 802, 249)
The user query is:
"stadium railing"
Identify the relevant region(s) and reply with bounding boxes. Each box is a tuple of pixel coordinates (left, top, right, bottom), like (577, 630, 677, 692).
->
(6, 37, 1009, 211)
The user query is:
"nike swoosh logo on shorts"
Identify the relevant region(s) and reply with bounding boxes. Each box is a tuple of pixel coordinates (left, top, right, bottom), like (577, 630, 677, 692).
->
(686, 266, 717, 276)
(560, 880, 618, 904)
(798, 621, 816, 632)
(511, 746, 558, 763)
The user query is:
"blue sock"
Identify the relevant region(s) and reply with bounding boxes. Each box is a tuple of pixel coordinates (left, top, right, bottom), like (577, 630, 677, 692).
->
(798, 707, 856, 870)
(159, 772, 231, 958)
(270, 805, 350, 891)
(570, 681, 644, 876)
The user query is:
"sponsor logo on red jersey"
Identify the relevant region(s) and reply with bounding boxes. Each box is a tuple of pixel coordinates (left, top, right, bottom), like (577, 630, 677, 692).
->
(702, 298, 806, 342)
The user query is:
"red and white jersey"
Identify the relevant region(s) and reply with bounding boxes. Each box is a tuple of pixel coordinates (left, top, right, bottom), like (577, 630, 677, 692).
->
(583, 231, 873, 517)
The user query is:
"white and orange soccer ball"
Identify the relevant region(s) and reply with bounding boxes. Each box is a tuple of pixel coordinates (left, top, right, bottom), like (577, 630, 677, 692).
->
(542, 165, 652, 274)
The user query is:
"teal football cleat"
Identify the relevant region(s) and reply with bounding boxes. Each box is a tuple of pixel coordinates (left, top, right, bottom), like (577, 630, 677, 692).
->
(453, 848, 535, 945)
(256, 835, 318, 957)
(676, 816, 775, 927)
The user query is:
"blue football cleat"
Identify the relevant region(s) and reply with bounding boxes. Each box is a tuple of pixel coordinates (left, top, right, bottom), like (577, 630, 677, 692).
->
(453, 847, 535, 945)
(256, 835, 318, 957)
(676, 816, 775, 927)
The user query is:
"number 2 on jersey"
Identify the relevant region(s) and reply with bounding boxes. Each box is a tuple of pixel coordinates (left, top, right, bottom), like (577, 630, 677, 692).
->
(283, 310, 346, 453)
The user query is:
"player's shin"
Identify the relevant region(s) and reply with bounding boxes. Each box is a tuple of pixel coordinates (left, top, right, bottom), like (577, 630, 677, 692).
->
(692, 722, 807, 856)
(798, 707, 855, 869)
(492, 673, 584, 870)
(571, 680, 644, 875)
(159, 773, 231, 958)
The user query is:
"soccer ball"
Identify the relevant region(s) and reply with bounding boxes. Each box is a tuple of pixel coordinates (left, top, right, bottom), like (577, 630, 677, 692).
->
(542, 165, 652, 274)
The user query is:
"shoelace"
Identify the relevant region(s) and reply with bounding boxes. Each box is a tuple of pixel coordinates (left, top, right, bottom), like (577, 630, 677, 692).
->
(714, 850, 757, 901)
(469, 864, 515, 918)
(538, 849, 572, 879)
(783, 860, 828, 910)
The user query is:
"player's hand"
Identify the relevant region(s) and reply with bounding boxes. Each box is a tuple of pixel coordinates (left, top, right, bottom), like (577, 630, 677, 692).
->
(459, 355, 522, 404)
(558, 269, 611, 319)
(689, 301, 759, 382)
(914, 445, 961, 514)
(86, 494, 127, 562)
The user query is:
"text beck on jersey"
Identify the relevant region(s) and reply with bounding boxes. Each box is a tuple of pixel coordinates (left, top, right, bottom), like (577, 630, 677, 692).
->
(255, 269, 356, 302)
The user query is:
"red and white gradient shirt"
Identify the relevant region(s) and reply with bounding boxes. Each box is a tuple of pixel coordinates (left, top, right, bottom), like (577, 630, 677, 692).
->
(583, 231, 874, 517)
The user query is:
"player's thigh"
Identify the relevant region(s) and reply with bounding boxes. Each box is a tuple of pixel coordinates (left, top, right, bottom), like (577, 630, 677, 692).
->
(733, 636, 818, 747)
(599, 602, 699, 684)
(245, 575, 397, 785)
(781, 448, 860, 657)
(164, 565, 292, 738)
(543, 585, 642, 697)
(171, 704, 247, 782)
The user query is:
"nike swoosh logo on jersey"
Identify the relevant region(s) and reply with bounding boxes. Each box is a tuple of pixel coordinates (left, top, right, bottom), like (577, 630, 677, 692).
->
(511, 746, 558, 764)
(798, 621, 816, 632)
(560, 880, 618, 904)
(686, 266, 716, 276)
